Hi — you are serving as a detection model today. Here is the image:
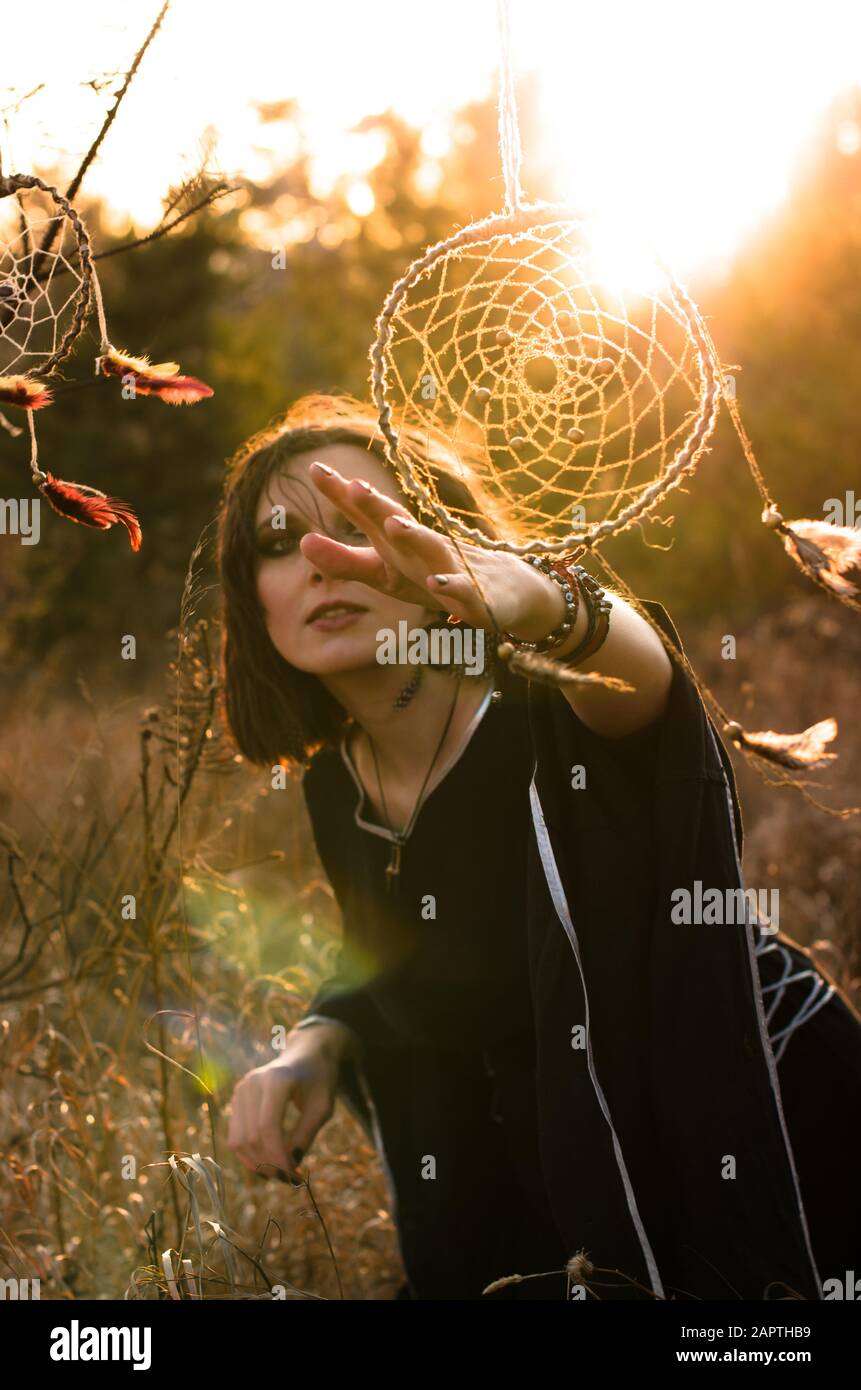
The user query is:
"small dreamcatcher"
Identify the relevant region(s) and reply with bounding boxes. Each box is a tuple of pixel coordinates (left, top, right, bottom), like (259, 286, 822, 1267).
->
(369, 0, 861, 814)
(0, 172, 213, 551)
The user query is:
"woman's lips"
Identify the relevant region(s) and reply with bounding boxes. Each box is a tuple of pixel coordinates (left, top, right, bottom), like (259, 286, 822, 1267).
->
(307, 609, 366, 632)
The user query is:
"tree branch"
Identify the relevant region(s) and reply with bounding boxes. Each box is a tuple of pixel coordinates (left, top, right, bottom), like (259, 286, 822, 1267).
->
(92, 183, 238, 262)
(34, 1, 172, 273)
(65, 1, 171, 206)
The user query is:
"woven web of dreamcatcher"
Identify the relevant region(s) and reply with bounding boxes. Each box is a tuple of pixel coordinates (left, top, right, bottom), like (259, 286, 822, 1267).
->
(374, 210, 722, 553)
(0, 175, 93, 377)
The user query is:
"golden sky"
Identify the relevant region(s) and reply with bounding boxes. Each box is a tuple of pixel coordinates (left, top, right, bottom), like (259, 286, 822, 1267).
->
(3, 0, 861, 279)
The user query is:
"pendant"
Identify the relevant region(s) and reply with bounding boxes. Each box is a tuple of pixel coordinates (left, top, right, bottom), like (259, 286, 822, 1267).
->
(385, 839, 403, 891)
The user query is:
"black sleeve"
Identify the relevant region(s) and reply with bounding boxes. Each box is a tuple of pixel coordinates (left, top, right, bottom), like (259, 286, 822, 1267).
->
(302, 946, 385, 1055)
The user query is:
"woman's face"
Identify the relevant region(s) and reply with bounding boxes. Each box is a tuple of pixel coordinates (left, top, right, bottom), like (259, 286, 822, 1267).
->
(254, 442, 435, 675)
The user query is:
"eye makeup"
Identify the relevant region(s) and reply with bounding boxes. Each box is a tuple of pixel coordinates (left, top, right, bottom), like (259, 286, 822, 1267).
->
(254, 511, 368, 554)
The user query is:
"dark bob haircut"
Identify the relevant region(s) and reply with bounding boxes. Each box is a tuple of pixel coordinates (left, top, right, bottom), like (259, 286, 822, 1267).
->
(216, 392, 508, 773)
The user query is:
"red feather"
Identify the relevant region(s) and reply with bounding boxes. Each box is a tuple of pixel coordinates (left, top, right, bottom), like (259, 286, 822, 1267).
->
(126, 370, 213, 405)
(97, 347, 213, 405)
(37, 472, 142, 552)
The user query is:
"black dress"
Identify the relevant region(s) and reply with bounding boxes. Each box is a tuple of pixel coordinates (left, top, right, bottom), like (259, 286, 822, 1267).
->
(299, 601, 861, 1301)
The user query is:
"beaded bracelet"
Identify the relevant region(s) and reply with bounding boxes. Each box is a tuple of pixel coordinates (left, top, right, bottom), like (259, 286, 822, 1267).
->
(503, 556, 613, 664)
(502, 554, 580, 653)
(555, 564, 613, 667)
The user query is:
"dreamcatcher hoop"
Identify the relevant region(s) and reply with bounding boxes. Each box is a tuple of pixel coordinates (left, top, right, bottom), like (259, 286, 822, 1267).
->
(370, 199, 723, 555)
(0, 172, 95, 376)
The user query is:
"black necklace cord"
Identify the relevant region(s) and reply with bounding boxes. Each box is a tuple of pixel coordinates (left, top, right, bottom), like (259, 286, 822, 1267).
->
(366, 669, 465, 886)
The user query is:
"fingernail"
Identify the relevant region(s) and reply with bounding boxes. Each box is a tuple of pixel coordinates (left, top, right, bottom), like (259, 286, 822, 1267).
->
(354, 479, 372, 492)
(432, 574, 448, 586)
(313, 461, 334, 475)
(393, 516, 413, 528)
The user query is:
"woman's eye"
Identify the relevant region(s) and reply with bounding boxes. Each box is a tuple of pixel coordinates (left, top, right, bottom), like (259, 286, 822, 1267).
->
(256, 532, 299, 556)
(255, 520, 366, 555)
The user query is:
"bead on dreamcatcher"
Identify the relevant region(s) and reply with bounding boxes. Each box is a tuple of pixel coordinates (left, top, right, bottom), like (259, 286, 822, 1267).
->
(0, 172, 213, 551)
(368, 0, 860, 815)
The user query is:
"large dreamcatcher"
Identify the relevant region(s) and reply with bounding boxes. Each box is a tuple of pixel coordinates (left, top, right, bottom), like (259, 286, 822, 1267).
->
(0, 171, 213, 550)
(369, 0, 861, 814)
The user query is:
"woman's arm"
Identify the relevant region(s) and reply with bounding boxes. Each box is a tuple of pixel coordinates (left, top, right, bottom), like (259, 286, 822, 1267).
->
(538, 585, 674, 740)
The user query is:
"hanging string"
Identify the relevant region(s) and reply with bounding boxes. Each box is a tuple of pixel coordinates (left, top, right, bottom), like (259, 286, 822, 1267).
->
(664, 256, 861, 615)
(496, 0, 526, 213)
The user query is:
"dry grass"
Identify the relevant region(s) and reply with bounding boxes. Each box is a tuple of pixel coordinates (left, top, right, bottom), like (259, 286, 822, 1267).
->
(0, 617, 401, 1300)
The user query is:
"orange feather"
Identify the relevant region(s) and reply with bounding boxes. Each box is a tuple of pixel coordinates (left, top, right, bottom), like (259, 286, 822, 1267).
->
(0, 374, 53, 410)
(96, 345, 213, 405)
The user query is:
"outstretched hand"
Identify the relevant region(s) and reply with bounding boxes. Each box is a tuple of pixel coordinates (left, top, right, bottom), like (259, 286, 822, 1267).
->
(301, 461, 565, 641)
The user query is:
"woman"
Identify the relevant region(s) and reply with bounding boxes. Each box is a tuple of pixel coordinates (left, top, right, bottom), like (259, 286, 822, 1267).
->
(222, 393, 861, 1301)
